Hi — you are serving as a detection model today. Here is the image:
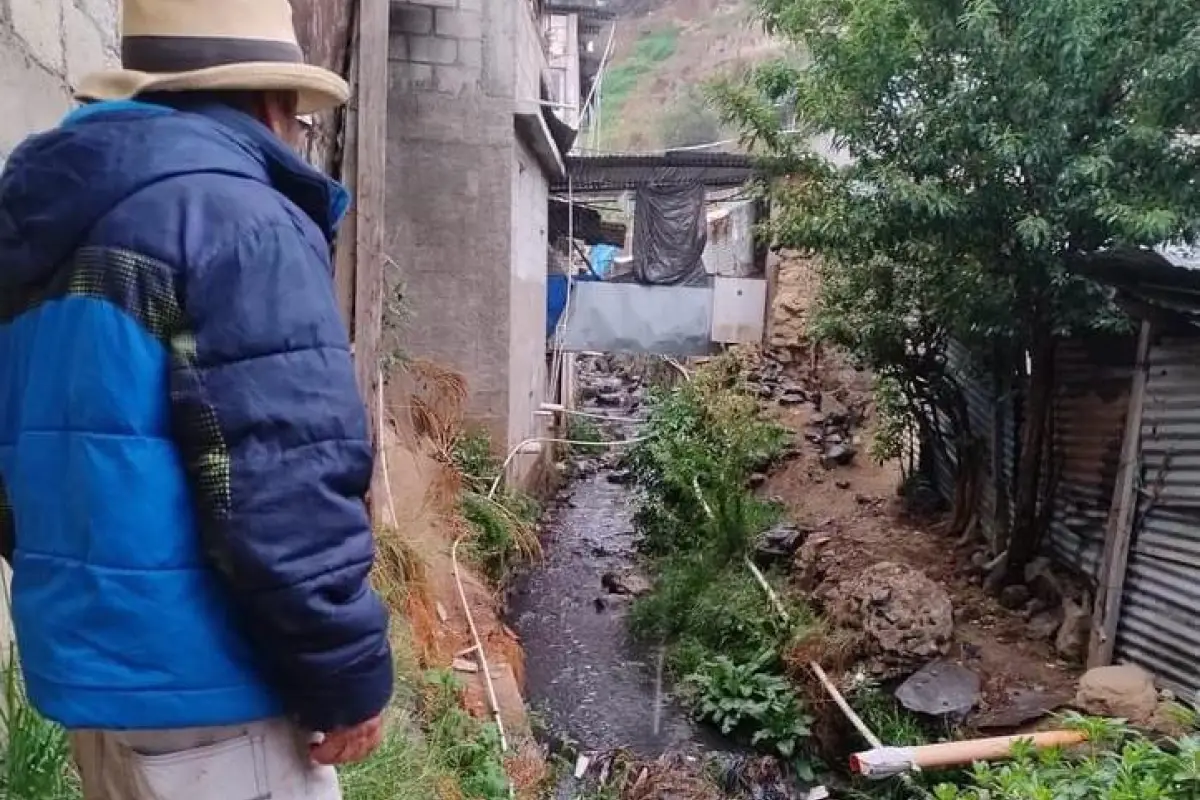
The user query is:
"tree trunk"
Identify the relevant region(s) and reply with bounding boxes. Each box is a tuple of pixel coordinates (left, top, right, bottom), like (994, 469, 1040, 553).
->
(1004, 327, 1056, 585)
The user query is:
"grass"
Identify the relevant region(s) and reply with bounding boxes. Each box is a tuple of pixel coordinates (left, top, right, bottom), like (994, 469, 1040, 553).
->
(596, 26, 681, 141)
(450, 428, 542, 585)
(341, 670, 509, 800)
(0, 654, 81, 800)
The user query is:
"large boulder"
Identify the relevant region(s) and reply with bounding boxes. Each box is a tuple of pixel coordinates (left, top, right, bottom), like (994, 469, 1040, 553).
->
(824, 562, 954, 665)
(1075, 665, 1158, 724)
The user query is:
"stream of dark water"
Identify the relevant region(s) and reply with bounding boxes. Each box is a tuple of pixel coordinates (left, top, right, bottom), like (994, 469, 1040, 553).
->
(508, 468, 721, 756)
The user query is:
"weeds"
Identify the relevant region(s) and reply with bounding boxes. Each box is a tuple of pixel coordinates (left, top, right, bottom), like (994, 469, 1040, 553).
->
(628, 358, 812, 769)
(597, 26, 681, 138)
(629, 556, 808, 677)
(0, 653, 80, 800)
(929, 715, 1200, 800)
(685, 652, 813, 759)
(629, 358, 788, 557)
(450, 429, 541, 584)
(341, 669, 509, 800)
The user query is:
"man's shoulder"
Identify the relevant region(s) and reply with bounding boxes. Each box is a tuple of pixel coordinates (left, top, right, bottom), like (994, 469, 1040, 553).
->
(84, 170, 324, 272)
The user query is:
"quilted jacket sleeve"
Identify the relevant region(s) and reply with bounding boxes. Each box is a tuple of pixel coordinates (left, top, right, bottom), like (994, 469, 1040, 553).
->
(170, 219, 392, 733)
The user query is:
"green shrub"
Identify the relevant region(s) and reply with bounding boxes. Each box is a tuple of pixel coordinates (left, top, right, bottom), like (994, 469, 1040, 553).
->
(629, 359, 788, 557)
(684, 652, 813, 759)
(931, 716, 1200, 800)
(450, 428, 541, 584)
(629, 555, 808, 677)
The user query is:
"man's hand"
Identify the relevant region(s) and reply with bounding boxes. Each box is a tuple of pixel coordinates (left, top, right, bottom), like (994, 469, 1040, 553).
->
(309, 715, 384, 765)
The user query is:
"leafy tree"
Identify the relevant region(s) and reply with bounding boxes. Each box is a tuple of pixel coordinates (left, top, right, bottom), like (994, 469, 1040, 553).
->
(716, 0, 1200, 581)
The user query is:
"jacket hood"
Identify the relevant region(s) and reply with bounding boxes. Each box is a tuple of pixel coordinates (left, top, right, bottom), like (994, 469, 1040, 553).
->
(0, 99, 348, 291)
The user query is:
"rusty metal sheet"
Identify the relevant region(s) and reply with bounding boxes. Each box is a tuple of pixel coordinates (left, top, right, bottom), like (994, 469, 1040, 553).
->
(1118, 337, 1200, 700)
(1046, 336, 1136, 580)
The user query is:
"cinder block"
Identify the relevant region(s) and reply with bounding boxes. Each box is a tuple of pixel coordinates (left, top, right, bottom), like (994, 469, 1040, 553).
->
(387, 32, 408, 62)
(434, 8, 481, 40)
(434, 64, 479, 96)
(408, 34, 456, 65)
(10, 0, 66, 73)
(64, 2, 114, 88)
(391, 4, 432, 35)
(458, 38, 482, 69)
(0, 37, 71, 161)
(389, 60, 433, 93)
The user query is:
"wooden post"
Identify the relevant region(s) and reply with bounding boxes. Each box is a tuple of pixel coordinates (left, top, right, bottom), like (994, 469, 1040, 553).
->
(347, 0, 390, 522)
(1088, 320, 1152, 668)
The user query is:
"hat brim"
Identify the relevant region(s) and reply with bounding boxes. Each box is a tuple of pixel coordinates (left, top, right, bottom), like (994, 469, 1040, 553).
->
(76, 62, 350, 115)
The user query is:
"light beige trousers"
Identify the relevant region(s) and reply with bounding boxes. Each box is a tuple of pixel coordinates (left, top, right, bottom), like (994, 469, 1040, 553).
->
(71, 719, 342, 800)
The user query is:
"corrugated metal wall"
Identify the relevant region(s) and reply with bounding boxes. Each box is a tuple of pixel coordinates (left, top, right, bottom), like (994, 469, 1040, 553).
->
(929, 340, 1014, 544)
(1118, 337, 1200, 699)
(1045, 337, 1136, 580)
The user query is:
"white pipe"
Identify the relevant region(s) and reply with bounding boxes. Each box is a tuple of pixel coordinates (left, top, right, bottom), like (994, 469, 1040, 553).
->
(450, 534, 509, 753)
(486, 435, 649, 501)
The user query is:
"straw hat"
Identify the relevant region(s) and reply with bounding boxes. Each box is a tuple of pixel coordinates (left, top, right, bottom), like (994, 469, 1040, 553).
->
(77, 0, 350, 114)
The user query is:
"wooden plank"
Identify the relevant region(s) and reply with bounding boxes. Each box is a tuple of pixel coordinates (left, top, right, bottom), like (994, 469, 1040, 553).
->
(353, 0, 390, 523)
(1088, 319, 1153, 668)
(331, 38, 360, 329)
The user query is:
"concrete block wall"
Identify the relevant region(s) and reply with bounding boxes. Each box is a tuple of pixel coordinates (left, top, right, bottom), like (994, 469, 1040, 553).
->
(0, 0, 118, 163)
(388, 0, 555, 486)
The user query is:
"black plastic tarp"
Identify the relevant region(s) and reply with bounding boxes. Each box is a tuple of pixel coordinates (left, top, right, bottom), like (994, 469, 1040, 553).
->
(632, 183, 708, 286)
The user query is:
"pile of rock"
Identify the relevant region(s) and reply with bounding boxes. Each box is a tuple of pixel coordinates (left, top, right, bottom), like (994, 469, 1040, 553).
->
(969, 554, 1093, 663)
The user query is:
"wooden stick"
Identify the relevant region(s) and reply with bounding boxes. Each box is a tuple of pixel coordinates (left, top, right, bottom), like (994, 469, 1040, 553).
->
(1090, 319, 1152, 667)
(851, 730, 1087, 778)
(746, 557, 791, 622)
(809, 661, 882, 749)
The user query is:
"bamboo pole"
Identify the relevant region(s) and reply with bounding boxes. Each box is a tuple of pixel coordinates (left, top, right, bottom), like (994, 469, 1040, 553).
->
(850, 730, 1088, 778)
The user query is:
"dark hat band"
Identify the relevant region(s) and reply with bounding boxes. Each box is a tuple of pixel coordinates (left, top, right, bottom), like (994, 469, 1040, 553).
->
(122, 35, 304, 73)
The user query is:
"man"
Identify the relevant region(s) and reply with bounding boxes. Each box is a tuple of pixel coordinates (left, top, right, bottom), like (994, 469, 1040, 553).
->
(0, 0, 392, 797)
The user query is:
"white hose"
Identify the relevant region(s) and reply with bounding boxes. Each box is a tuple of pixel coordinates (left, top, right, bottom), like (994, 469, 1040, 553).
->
(486, 435, 649, 501)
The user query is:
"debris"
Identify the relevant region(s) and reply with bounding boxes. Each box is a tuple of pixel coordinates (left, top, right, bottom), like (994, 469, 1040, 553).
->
(820, 443, 857, 469)
(606, 468, 635, 485)
(1075, 664, 1158, 724)
(895, 661, 981, 719)
(825, 562, 954, 665)
(601, 571, 652, 597)
(972, 688, 1073, 729)
(574, 753, 590, 779)
(835, 479, 851, 490)
(436, 602, 449, 623)
(1054, 594, 1090, 661)
(998, 584, 1031, 610)
(1026, 609, 1064, 642)
(754, 523, 807, 566)
(452, 658, 479, 673)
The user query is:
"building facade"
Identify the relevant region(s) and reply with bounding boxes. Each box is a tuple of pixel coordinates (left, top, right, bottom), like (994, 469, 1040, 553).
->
(387, 0, 591, 485)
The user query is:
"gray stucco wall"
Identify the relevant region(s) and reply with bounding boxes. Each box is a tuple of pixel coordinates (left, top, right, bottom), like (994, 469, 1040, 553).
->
(388, 0, 553, 480)
(0, 0, 118, 162)
(0, 0, 118, 651)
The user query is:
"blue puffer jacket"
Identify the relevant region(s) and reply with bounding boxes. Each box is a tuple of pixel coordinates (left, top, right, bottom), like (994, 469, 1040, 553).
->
(0, 98, 392, 732)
